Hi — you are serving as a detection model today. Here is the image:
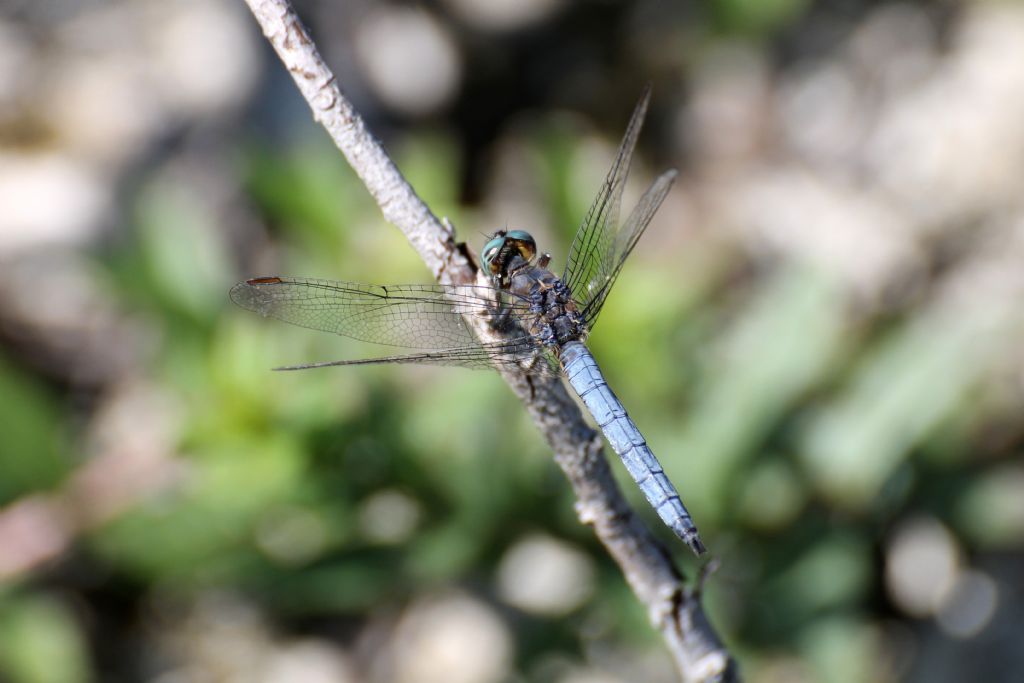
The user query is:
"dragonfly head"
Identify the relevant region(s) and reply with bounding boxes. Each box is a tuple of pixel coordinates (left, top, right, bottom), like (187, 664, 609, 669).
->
(481, 230, 536, 284)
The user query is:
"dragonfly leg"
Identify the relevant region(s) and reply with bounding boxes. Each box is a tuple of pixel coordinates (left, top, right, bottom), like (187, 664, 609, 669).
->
(487, 291, 520, 330)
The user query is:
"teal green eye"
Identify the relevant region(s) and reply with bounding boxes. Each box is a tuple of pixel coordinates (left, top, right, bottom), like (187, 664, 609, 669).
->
(481, 236, 506, 273)
(507, 231, 536, 261)
(481, 230, 537, 278)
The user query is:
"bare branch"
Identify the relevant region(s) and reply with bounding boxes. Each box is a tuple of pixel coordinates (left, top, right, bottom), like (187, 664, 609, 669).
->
(241, 1, 736, 679)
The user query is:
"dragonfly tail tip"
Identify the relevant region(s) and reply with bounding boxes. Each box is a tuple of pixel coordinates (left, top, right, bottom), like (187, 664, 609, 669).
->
(674, 525, 706, 556)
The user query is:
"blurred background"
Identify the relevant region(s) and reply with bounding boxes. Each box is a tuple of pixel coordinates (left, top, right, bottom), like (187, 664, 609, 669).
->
(1, 0, 1023, 681)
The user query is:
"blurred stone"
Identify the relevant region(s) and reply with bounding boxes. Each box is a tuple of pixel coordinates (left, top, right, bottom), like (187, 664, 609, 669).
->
(357, 488, 422, 544)
(149, 0, 258, 119)
(0, 251, 150, 385)
(149, 592, 354, 683)
(935, 214, 1024, 323)
(777, 60, 863, 171)
(0, 152, 110, 251)
(496, 533, 595, 616)
(863, 4, 1024, 226)
(43, 0, 256, 165)
(255, 504, 329, 566)
(152, 592, 272, 682)
(42, 53, 164, 166)
(719, 165, 921, 305)
(557, 669, 628, 683)
(354, 8, 460, 116)
(777, 2, 940, 177)
(389, 592, 512, 683)
(0, 0, 258, 298)
(936, 569, 999, 639)
(885, 517, 960, 617)
(442, 0, 566, 32)
(847, 3, 937, 92)
(956, 465, 1024, 548)
(684, 43, 771, 171)
(0, 19, 30, 106)
(261, 639, 357, 683)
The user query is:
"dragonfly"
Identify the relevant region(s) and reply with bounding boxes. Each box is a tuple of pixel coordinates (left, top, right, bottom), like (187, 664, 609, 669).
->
(230, 88, 705, 555)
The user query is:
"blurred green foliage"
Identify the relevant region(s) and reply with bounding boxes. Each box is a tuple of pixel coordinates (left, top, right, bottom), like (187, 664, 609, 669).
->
(709, 0, 811, 35)
(0, 594, 90, 683)
(2, 83, 1022, 683)
(0, 357, 68, 503)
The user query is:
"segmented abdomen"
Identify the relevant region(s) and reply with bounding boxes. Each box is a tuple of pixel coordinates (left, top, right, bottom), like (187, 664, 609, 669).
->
(560, 341, 704, 555)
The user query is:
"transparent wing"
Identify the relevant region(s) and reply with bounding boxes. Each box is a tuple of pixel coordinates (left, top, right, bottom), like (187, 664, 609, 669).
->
(577, 168, 677, 325)
(229, 276, 558, 375)
(562, 87, 649, 320)
(562, 86, 677, 327)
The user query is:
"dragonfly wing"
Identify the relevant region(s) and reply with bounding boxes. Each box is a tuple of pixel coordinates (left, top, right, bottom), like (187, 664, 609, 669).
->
(229, 276, 556, 374)
(562, 87, 649, 321)
(231, 276, 506, 348)
(274, 341, 561, 375)
(578, 168, 677, 326)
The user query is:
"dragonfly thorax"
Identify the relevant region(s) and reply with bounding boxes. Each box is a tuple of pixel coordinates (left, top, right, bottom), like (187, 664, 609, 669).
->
(482, 230, 586, 348)
(509, 261, 587, 349)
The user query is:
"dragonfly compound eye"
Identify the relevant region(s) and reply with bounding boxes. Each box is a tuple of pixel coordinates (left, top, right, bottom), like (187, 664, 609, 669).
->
(505, 230, 536, 262)
(481, 235, 506, 276)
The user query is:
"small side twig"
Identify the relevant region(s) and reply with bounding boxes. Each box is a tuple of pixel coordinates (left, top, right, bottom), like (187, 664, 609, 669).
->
(241, 1, 736, 679)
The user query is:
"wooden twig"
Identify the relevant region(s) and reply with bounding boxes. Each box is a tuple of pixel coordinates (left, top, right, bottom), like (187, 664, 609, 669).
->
(241, 1, 736, 679)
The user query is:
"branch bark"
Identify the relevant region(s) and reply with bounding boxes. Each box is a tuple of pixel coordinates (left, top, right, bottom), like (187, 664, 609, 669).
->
(241, 1, 737, 679)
